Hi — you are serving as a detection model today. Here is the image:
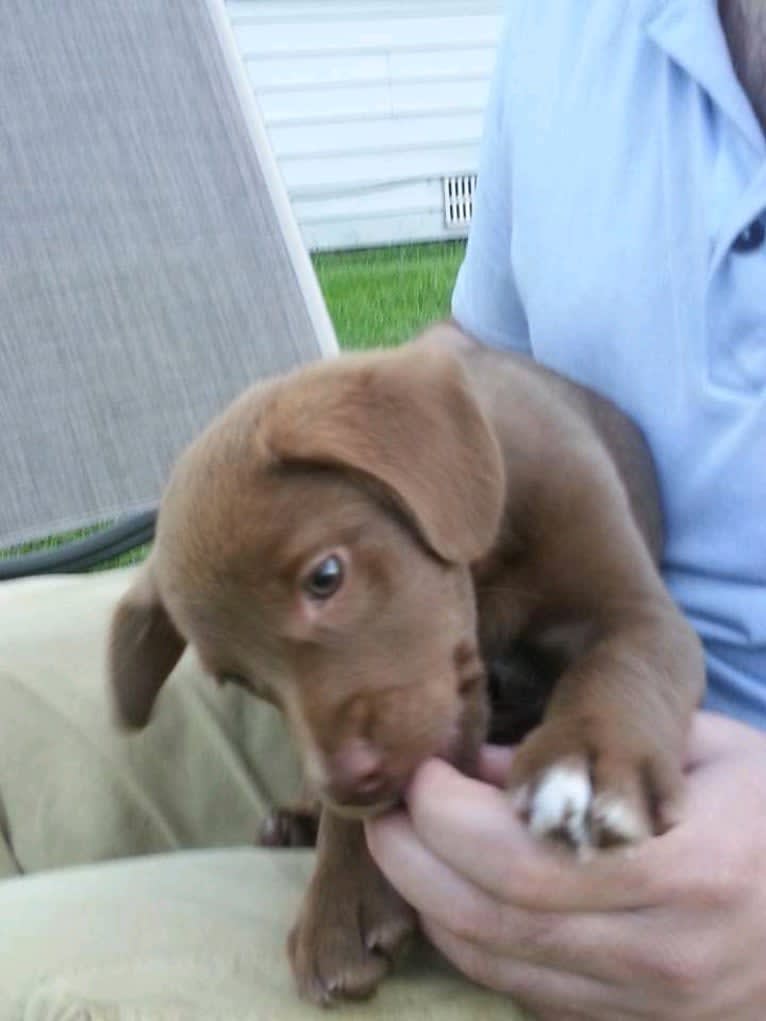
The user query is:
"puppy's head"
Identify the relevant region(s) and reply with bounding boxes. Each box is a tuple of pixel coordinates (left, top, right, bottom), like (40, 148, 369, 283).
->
(109, 341, 505, 816)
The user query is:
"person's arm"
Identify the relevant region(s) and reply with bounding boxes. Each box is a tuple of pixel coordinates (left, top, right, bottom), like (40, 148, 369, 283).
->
(451, 9, 531, 355)
(366, 712, 766, 1020)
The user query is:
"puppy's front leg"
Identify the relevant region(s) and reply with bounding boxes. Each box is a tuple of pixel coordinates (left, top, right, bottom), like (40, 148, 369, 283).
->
(258, 789, 321, 848)
(288, 809, 416, 1006)
(509, 601, 704, 852)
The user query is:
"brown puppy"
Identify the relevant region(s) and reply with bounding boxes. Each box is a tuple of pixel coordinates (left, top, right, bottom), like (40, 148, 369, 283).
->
(108, 322, 704, 1005)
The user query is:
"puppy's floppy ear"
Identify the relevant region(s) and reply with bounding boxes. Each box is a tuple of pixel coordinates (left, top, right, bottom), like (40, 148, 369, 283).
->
(108, 559, 186, 729)
(265, 345, 505, 563)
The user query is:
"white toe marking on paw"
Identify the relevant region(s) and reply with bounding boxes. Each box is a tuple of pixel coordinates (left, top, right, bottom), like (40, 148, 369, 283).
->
(590, 792, 646, 845)
(529, 762, 592, 849)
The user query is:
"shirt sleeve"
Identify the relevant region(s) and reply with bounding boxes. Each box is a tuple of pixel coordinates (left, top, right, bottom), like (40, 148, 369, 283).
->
(451, 7, 531, 354)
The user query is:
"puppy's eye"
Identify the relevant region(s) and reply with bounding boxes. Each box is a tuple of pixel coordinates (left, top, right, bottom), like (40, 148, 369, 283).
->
(304, 554, 344, 600)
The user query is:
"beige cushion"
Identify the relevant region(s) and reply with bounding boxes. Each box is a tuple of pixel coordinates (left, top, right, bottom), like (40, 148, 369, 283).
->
(0, 569, 302, 876)
(0, 571, 525, 1018)
(0, 848, 523, 1019)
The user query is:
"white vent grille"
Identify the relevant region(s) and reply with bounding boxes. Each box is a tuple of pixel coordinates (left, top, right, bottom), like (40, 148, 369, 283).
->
(442, 174, 477, 229)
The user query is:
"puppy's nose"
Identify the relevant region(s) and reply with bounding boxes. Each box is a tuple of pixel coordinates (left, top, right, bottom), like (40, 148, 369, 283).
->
(327, 738, 387, 805)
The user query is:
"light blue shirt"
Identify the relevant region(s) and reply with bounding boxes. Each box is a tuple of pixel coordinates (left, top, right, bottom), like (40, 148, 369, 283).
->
(453, 0, 766, 727)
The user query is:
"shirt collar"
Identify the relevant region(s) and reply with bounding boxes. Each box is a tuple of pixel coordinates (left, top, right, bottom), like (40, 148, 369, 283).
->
(631, 0, 764, 152)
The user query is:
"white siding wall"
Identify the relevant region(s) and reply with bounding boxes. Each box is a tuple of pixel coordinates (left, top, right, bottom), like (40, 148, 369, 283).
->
(226, 0, 504, 250)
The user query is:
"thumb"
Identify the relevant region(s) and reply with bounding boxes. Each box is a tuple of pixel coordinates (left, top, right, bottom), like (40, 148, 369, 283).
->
(476, 744, 515, 787)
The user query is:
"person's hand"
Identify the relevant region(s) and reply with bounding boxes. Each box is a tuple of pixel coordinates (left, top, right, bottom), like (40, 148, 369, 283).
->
(365, 712, 766, 1020)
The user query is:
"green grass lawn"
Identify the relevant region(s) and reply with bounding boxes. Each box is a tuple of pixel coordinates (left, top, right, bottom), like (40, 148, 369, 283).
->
(3, 240, 465, 569)
(315, 240, 465, 349)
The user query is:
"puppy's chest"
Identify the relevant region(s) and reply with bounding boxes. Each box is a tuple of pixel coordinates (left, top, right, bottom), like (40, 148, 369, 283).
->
(473, 567, 586, 664)
(473, 556, 589, 745)
(471, 541, 590, 683)
(470, 523, 548, 652)
(472, 555, 532, 653)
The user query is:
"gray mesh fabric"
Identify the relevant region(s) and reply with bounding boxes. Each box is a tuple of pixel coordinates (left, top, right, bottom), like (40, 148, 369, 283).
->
(0, 0, 336, 548)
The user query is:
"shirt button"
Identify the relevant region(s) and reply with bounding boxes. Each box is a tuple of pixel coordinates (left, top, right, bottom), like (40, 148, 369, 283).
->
(732, 217, 765, 253)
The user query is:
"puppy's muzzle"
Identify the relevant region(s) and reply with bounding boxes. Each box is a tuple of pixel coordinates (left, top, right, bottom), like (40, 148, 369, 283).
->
(321, 738, 401, 816)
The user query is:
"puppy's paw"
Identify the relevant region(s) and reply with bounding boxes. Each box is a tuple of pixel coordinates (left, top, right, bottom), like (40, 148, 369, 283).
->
(288, 867, 416, 1005)
(508, 724, 682, 852)
(518, 756, 649, 854)
(258, 805, 320, 848)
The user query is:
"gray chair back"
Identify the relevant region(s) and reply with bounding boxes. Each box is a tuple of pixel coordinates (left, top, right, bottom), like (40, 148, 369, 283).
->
(0, 0, 336, 566)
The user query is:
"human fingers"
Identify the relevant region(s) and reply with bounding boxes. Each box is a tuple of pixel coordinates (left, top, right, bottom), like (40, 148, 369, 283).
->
(367, 809, 685, 987)
(403, 757, 665, 912)
(365, 808, 493, 921)
(422, 916, 639, 1021)
(476, 744, 514, 786)
(399, 713, 765, 915)
(685, 711, 766, 769)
